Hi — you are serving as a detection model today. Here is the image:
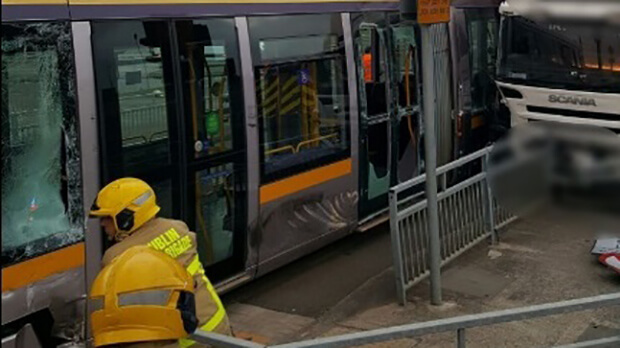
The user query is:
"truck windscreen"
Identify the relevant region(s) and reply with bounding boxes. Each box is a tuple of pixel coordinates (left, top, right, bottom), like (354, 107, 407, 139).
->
(498, 16, 620, 93)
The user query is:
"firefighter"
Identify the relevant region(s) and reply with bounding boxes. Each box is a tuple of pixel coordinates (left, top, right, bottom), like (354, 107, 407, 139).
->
(90, 246, 198, 348)
(90, 178, 232, 347)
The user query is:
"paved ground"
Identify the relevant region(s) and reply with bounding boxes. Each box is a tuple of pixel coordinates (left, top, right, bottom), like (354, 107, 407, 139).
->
(222, 206, 620, 347)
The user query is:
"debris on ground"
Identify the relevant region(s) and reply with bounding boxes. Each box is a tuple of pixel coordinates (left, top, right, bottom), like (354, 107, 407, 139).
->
(488, 249, 503, 260)
(598, 254, 620, 274)
(590, 237, 620, 255)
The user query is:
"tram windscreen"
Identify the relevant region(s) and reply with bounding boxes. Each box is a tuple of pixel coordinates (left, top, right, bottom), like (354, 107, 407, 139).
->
(498, 16, 620, 93)
(1, 23, 83, 266)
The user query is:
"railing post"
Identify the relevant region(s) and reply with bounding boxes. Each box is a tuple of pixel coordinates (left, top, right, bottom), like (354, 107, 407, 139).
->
(441, 173, 447, 192)
(389, 189, 407, 306)
(482, 151, 498, 245)
(457, 328, 466, 348)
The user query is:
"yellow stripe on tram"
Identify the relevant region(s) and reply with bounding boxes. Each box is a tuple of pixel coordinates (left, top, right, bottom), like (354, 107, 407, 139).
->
(2, 0, 66, 4)
(68, 0, 398, 5)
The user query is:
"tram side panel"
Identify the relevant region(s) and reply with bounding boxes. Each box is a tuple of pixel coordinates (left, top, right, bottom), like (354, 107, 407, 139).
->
(247, 14, 359, 276)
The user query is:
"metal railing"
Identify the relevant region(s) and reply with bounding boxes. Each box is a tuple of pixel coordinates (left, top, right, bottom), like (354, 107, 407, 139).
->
(120, 104, 168, 146)
(190, 292, 620, 348)
(7, 105, 170, 148)
(389, 146, 517, 305)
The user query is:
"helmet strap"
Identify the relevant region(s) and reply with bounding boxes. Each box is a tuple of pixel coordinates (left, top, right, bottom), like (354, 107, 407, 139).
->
(114, 230, 131, 242)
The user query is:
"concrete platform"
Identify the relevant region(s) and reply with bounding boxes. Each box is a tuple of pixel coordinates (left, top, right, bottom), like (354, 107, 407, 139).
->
(222, 207, 620, 347)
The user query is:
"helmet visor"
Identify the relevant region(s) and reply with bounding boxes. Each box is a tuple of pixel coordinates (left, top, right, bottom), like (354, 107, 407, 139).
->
(89, 200, 115, 218)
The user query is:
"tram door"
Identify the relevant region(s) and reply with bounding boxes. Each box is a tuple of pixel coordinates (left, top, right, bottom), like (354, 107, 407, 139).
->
(354, 14, 421, 221)
(389, 17, 422, 187)
(451, 7, 502, 158)
(354, 14, 392, 220)
(91, 20, 247, 282)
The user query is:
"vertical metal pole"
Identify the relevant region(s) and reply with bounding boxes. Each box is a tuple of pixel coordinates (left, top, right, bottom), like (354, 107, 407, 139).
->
(72, 21, 101, 342)
(457, 328, 466, 348)
(235, 17, 261, 270)
(421, 24, 442, 306)
(482, 152, 497, 245)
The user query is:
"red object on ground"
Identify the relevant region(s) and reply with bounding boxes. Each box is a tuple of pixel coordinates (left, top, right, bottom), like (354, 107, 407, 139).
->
(599, 253, 620, 274)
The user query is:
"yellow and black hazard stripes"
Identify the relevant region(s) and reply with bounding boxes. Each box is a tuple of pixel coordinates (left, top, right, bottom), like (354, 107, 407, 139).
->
(258, 67, 302, 121)
(301, 63, 320, 145)
(278, 75, 302, 117)
(257, 62, 323, 155)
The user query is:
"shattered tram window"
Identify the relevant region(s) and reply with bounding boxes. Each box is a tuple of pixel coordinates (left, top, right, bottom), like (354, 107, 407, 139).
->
(1, 22, 84, 267)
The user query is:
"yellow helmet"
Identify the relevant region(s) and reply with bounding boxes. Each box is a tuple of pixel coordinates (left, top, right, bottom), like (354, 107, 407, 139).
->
(89, 246, 198, 347)
(90, 178, 160, 237)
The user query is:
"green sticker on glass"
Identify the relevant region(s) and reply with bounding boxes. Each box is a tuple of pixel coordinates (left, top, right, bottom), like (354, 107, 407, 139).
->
(206, 111, 219, 136)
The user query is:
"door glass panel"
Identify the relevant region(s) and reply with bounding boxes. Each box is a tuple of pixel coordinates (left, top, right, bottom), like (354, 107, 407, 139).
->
(467, 11, 498, 110)
(360, 29, 388, 116)
(353, 13, 391, 217)
(353, 13, 389, 118)
(151, 179, 173, 219)
(249, 14, 350, 182)
(391, 25, 419, 110)
(176, 19, 243, 159)
(92, 21, 174, 174)
(93, 21, 181, 220)
(1, 22, 83, 266)
(194, 164, 235, 266)
(117, 48, 169, 147)
(366, 122, 390, 200)
(391, 20, 421, 183)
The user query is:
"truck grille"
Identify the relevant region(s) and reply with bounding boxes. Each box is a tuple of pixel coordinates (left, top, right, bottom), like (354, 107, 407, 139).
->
(527, 106, 620, 122)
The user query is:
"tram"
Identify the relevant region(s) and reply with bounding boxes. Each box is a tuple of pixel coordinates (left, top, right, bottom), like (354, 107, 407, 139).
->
(1, 0, 502, 346)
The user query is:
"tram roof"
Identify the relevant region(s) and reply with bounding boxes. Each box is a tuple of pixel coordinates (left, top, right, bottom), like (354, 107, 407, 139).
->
(2, 0, 401, 22)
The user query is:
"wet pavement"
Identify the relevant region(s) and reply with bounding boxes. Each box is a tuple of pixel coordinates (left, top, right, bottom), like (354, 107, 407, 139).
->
(222, 206, 620, 347)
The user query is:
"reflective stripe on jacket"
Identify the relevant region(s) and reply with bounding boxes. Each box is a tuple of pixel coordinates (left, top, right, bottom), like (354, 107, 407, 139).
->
(101, 217, 232, 346)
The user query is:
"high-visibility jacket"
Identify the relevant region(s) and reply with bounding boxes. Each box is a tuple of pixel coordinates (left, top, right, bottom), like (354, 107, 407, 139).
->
(102, 218, 232, 347)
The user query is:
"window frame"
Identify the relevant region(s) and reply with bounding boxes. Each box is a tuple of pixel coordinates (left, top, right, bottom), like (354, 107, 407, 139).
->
(248, 14, 352, 184)
(1, 20, 84, 267)
(465, 9, 499, 112)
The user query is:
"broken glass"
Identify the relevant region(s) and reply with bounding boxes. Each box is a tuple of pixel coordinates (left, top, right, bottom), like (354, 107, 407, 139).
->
(1, 22, 83, 266)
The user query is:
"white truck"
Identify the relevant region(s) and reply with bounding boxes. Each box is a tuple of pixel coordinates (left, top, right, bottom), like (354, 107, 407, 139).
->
(496, 0, 620, 132)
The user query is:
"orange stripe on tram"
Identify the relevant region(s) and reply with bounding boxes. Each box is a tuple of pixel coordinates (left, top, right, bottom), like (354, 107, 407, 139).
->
(260, 158, 352, 205)
(2, 242, 85, 293)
